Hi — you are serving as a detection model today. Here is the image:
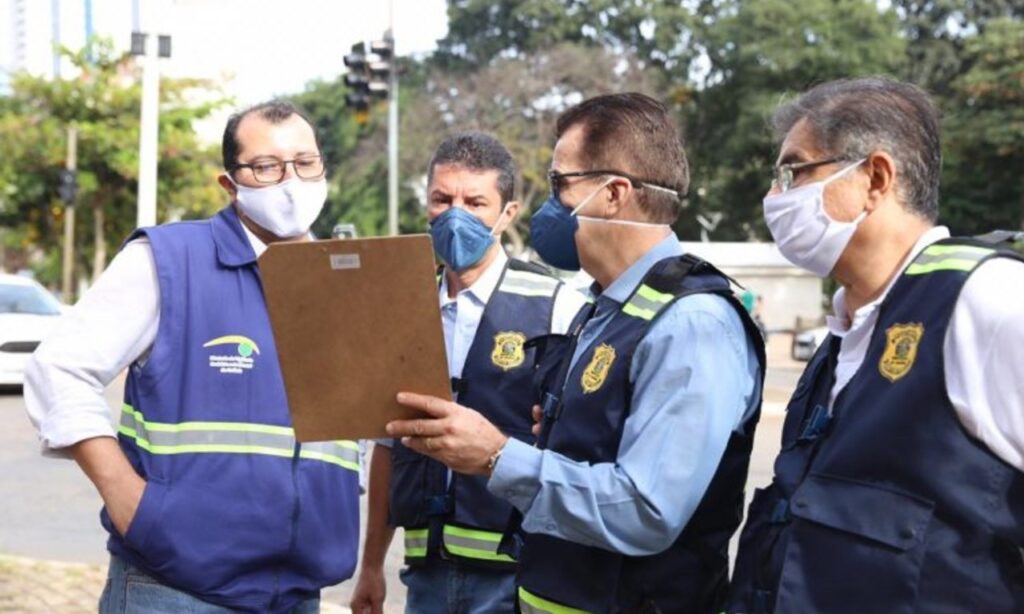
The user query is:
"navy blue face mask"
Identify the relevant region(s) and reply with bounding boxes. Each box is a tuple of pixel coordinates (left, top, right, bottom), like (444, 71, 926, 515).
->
(429, 207, 498, 272)
(529, 194, 581, 271)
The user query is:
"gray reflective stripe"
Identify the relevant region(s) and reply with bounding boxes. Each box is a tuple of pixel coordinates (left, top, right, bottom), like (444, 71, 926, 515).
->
(119, 405, 358, 471)
(405, 528, 428, 557)
(299, 441, 361, 471)
(500, 270, 559, 297)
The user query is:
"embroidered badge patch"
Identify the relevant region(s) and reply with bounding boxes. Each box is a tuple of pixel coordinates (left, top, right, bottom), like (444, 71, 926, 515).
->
(581, 343, 616, 393)
(492, 331, 527, 371)
(879, 323, 924, 383)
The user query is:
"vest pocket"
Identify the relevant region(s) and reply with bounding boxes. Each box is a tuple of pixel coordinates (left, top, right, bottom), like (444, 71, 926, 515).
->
(388, 442, 432, 528)
(777, 473, 934, 613)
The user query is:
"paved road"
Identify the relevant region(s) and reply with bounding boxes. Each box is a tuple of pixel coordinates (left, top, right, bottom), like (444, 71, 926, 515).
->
(0, 344, 799, 612)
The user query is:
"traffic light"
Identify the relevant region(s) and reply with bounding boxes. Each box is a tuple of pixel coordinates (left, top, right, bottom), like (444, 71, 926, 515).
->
(343, 42, 370, 111)
(57, 169, 77, 206)
(343, 34, 394, 113)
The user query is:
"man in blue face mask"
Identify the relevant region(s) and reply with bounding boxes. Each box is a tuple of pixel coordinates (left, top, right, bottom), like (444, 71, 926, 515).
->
(729, 77, 1024, 614)
(385, 94, 766, 614)
(351, 132, 587, 614)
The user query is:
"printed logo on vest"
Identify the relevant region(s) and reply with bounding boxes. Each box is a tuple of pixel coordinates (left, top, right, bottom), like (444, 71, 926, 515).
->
(581, 343, 616, 393)
(492, 331, 527, 371)
(203, 335, 260, 374)
(878, 323, 924, 383)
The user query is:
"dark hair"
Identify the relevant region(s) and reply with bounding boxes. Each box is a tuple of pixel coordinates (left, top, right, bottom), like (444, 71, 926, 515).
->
(555, 92, 688, 224)
(221, 99, 320, 170)
(772, 76, 942, 222)
(427, 132, 516, 203)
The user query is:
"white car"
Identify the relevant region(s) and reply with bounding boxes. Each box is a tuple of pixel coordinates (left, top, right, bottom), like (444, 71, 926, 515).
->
(791, 326, 829, 361)
(0, 274, 64, 387)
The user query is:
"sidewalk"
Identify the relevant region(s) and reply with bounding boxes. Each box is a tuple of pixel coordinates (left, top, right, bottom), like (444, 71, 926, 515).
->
(0, 554, 350, 614)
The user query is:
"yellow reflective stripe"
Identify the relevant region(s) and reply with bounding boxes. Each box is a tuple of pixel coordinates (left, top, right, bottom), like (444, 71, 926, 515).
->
(621, 302, 656, 320)
(119, 425, 295, 458)
(121, 405, 358, 472)
(405, 528, 428, 558)
(298, 449, 359, 472)
(905, 259, 981, 275)
(920, 244, 993, 256)
(622, 284, 674, 321)
(518, 587, 592, 614)
(905, 243, 994, 275)
(442, 524, 514, 562)
(442, 525, 502, 542)
(635, 284, 673, 305)
(122, 405, 293, 435)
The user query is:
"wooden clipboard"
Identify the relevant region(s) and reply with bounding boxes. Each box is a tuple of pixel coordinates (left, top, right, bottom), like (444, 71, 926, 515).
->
(259, 234, 451, 441)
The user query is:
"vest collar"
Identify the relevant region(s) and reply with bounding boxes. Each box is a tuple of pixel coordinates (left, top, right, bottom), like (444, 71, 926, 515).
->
(212, 205, 259, 268)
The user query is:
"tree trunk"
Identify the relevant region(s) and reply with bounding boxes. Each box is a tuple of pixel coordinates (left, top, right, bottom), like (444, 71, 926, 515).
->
(92, 201, 106, 280)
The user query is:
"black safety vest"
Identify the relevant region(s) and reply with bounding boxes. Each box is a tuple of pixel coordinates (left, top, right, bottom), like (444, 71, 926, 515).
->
(730, 238, 1024, 613)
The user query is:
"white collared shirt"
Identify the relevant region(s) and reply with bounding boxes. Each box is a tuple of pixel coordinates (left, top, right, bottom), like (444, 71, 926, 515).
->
(438, 250, 586, 381)
(827, 225, 1024, 470)
(24, 226, 267, 454)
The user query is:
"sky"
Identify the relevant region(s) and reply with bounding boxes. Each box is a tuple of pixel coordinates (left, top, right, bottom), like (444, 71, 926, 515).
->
(1, 0, 450, 104)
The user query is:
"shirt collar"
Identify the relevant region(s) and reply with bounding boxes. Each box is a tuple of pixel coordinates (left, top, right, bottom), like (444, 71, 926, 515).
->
(827, 225, 950, 335)
(212, 206, 259, 268)
(599, 234, 682, 304)
(438, 248, 508, 306)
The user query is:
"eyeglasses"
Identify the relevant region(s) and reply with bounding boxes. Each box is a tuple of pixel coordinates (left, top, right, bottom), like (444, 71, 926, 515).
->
(771, 157, 850, 192)
(547, 169, 678, 201)
(232, 155, 326, 184)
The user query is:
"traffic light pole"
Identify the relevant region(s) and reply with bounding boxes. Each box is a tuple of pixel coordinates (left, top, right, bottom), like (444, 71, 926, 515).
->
(62, 127, 77, 303)
(387, 47, 398, 236)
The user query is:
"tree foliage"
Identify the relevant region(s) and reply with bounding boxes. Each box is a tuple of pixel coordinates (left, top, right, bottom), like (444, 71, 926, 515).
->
(0, 39, 227, 294)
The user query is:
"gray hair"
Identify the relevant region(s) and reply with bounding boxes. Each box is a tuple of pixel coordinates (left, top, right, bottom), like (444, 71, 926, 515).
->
(773, 77, 941, 222)
(427, 132, 516, 203)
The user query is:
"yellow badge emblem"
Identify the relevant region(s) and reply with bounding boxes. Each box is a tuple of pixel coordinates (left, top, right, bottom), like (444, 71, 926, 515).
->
(581, 343, 616, 393)
(879, 323, 924, 383)
(492, 331, 527, 371)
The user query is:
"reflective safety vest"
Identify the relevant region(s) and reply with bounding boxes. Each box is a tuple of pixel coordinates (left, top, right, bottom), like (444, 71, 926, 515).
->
(513, 255, 765, 614)
(389, 259, 565, 569)
(106, 207, 361, 614)
(729, 239, 1024, 613)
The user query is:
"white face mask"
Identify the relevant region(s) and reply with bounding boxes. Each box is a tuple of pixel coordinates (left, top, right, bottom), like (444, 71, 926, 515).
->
(574, 179, 672, 229)
(763, 159, 867, 277)
(229, 176, 327, 239)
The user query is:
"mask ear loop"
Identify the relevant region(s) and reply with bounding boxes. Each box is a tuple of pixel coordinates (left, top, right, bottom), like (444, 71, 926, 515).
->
(575, 178, 676, 228)
(821, 158, 869, 224)
(490, 202, 512, 237)
(570, 178, 615, 217)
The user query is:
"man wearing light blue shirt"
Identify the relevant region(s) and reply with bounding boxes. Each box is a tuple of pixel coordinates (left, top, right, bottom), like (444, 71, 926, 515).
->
(388, 94, 764, 614)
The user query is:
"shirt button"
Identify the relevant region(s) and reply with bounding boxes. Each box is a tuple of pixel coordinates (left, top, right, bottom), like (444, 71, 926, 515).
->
(546, 523, 557, 532)
(899, 527, 915, 539)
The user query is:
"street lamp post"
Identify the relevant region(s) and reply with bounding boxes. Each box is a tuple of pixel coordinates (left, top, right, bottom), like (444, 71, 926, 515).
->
(131, 3, 171, 230)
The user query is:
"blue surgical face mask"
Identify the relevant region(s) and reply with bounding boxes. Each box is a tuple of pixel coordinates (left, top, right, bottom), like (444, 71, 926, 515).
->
(530, 178, 670, 271)
(429, 206, 505, 272)
(530, 194, 583, 271)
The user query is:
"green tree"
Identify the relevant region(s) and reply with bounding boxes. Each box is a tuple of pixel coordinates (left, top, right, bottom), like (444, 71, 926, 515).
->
(435, 0, 696, 73)
(940, 18, 1024, 233)
(0, 39, 227, 295)
(679, 0, 907, 240)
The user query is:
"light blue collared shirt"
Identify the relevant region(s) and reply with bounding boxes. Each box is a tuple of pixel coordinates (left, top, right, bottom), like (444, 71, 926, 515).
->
(488, 234, 761, 556)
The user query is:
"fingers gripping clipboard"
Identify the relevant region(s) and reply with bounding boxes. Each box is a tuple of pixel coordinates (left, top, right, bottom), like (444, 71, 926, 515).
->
(259, 235, 451, 441)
